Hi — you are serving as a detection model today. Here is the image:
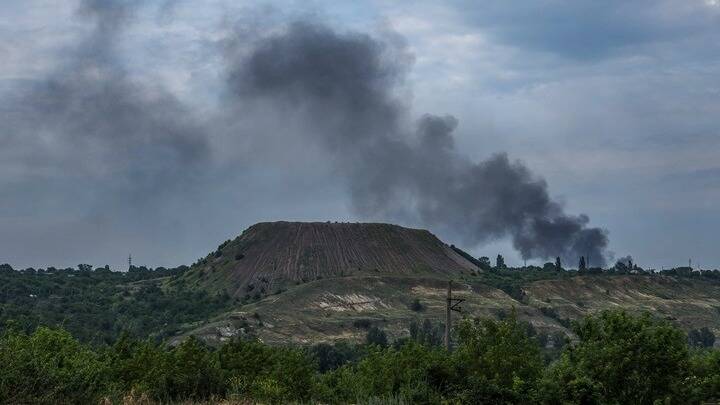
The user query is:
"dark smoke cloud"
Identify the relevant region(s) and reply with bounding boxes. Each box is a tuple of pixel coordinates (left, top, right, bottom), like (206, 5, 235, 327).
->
(1, 4, 610, 268)
(0, 0, 218, 269)
(1, 0, 209, 203)
(227, 21, 609, 266)
(616, 255, 634, 267)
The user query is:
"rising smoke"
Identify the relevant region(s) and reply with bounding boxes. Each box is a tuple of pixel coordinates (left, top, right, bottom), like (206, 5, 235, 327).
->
(227, 21, 609, 265)
(1, 2, 609, 267)
(0, 0, 215, 268)
(2, 0, 209, 202)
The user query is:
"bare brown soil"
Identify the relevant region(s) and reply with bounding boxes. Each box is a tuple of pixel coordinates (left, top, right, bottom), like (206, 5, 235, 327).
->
(187, 222, 479, 297)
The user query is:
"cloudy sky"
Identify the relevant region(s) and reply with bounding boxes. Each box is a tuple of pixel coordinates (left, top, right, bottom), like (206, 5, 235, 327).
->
(1, 0, 719, 270)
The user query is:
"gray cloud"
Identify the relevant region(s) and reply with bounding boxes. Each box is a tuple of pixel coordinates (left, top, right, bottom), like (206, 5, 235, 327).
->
(227, 21, 609, 265)
(457, 0, 720, 60)
(0, 0, 220, 269)
(1, 0, 210, 203)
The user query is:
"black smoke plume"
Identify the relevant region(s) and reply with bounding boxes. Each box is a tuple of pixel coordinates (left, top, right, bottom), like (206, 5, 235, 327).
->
(227, 21, 609, 265)
(1, 0, 209, 203)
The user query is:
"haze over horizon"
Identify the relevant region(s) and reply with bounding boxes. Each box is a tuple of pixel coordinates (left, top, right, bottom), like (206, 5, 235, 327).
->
(2, 0, 720, 270)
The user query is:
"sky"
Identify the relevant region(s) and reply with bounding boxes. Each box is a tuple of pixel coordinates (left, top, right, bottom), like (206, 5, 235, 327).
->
(1, 0, 719, 271)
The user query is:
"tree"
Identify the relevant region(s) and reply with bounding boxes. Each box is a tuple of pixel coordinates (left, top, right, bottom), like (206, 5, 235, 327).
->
(688, 327, 716, 348)
(555, 256, 562, 271)
(538, 310, 690, 404)
(615, 261, 628, 272)
(496, 254, 506, 269)
(169, 336, 224, 400)
(409, 298, 424, 312)
(218, 338, 317, 402)
(77, 263, 93, 272)
(310, 342, 362, 373)
(324, 341, 452, 403)
(478, 256, 492, 270)
(578, 256, 587, 271)
(366, 327, 388, 348)
(689, 349, 720, 402)
(453, 311, 544, 403)
(408, 319, 444, 347)
(0, 327, 109, 403)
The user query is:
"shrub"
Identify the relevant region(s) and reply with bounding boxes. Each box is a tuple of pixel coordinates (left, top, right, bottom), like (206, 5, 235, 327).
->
(409, 298, 424, 312)
(168, 337, 224, 400)
(689, 327, 716, 348)
(0, 327, 109, 404)
(538, 310, 690, 404)
(689, 349, 720, 402)
(452, 311, 544, 403)
(366, 327, 388, 348)
(323, 341, 453, 403)
(353, 319, 373, 329)
(218, 338, 317, 403)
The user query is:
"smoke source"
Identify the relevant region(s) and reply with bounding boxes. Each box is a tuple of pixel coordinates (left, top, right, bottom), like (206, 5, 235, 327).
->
(227, 21, 609, 266)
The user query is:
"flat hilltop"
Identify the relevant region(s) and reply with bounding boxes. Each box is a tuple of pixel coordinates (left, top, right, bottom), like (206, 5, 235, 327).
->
(179, 221, 479, 298)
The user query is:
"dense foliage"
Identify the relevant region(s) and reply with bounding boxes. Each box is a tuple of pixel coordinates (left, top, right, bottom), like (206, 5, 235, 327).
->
(3, 310, 720, 404)
(0, 264, 232, 344)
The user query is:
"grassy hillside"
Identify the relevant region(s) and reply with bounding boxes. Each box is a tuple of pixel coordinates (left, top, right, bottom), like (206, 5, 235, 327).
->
(0, 265, 232, 344)
(4, 222, 720, 350)
(180, 270, 720, 346)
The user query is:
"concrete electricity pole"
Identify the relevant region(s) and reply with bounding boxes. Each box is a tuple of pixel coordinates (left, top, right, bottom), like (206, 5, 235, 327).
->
(445, 280, 464, 351)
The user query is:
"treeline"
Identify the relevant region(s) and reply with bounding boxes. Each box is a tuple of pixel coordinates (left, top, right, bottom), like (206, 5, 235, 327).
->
(3, 310, 720, 404)
(0, 264, 232, 344)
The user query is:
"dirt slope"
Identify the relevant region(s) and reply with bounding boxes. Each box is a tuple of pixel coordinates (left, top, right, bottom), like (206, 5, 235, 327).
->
(179, 274, 720, 346)
(181, 222, 479, 297)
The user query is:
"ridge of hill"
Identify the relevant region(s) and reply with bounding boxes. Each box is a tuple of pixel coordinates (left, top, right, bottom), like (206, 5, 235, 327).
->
(179, 221, 479, 298)
(180, 273, 720, 346)
(170, 221, 720, 347)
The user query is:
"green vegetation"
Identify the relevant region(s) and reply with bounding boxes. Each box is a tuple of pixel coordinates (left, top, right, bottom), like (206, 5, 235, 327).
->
(0, 264, 232, 344)
(5, 259, 720, 403)
(4, 310, 720, 404)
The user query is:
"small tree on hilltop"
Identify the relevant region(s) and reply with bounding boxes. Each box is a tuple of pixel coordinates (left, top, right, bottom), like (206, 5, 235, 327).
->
(555, 257, 562, 271)
(578, 256, 586, 271)
(496, 254, 506, 269)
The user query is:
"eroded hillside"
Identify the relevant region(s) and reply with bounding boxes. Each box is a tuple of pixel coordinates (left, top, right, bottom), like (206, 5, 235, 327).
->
(180, 273, 720, 346)
(178, 222, 479, 298)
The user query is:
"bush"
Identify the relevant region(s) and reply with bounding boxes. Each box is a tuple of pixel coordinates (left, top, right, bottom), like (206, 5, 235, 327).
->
(0, 327, 109, 404)
(538, 310, 690, 404)
(8, 310, 720, 404)
(408, 319, 443, 347)
(689, 327, 716, 348)
(323, 341, 453, 403)
(689, 349, 720, 402)
(218, 338, 317, 403)
(409, 298, 425, 312)
(310, 342, 364, 372)
(452, 311, 544, 403)
(366, 327, 389, 348)
(353, 319, 373, 329)
(168, 337, 224, 400)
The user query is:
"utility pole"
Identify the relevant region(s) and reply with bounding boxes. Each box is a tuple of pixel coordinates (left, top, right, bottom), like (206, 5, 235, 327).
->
(445, 281, 451, 350)
(445, 280, 465, 351)
(128, 254, 132, 270)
